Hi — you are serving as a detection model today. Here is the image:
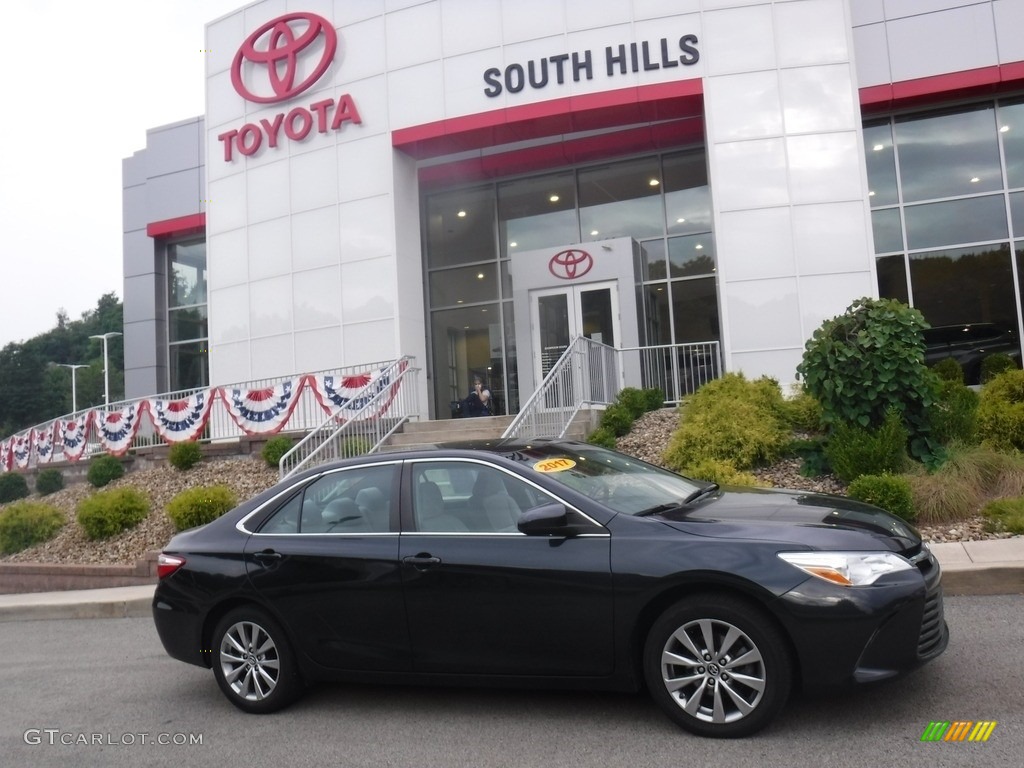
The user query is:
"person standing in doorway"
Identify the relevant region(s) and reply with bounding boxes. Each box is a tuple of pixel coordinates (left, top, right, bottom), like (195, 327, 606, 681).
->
(464, 374, 492, 417)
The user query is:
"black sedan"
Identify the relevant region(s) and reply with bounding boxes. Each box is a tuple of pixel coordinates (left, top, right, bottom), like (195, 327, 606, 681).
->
(152, 440, 948, 738)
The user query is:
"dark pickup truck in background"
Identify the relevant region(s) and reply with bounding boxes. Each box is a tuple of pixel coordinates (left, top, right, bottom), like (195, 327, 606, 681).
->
(922, 323, 1021, 384)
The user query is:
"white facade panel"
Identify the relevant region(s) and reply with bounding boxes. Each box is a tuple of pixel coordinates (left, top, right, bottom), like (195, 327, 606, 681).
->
(386, 2, 443, 71)
(293, 266, 343, 329)
(338, 196, 396, 263)
(441, 0, 502, 57)
(208, 228, 248, 289)
(250, 276, 294, 337)
(209, 285, 251, 345)
(290, 146, 340, 212)
(798, 272, 875, 341)
(850, 0, 884, 25)
(885, 4, 998, 82)
(710, 138, 790, 211)
(786, 132, 864, 204)
(250, 334, 297, 378)
(566, 0, 631, 31)
(246, 161, 291, 223)
(780, 65, 858, 133)
(295, 326, 345, 372)
(717, 208, 796, 283)
(701, 5, 776, 76)
(633, 0, 701, 21)
(500, 0, 567, 44)
(774, 0, 850, 68)
(791, 201, 874, 276)
(994, 0, 1024, 64)
(725, 278, 804, 352)
(292, 206, 341, 271)
(344, 319, 398, 364)
(334, 16, 387, 84)
(387, 62, 446, 129)
(341, 257, 398, 323)
(247, 218, 292, 281)
(851, 23, 891, 88)
(706, 71, 783, 141)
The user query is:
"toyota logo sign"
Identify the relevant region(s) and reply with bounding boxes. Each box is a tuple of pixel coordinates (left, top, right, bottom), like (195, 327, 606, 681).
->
(548, 249, 594, 280)
(231, 13, 338, 104)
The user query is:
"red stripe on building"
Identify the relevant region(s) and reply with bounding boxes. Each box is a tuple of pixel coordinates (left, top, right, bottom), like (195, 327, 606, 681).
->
(147, 213, 206, 239)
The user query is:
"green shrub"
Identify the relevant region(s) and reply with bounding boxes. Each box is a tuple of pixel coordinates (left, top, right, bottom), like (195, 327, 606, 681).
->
(76, 488, 149, 540)
(788, 436, 830, 477)
(932, 357, 964, 383)
(168, 441, 203, 471)
(599, 403, 635, 437)
(982, 498, 1024, 535)
(981, 352, 1017, 384)
(86, 455, 124, 488)
(34, 469, 64, 496)
(261, 436, 293, 468)
(847, 474, 915, 521)
(779, 390, 824, 433)
(643, 387, 666, 412)
(824, 409, 908, 483)
(587, 426, 618, 449)
(976, 369, 1024, 451)
(0, 501, 65, 554)
(907, 472, 976, 525)
(663, 374, 789, 471)
(166, 485, 238, 531)
(796, 298, 938, 463)
(929, 380, 978, 446)
(340, 435, 373, 458)
(680, 458, 759, 487)
(0, 473, 30, 503)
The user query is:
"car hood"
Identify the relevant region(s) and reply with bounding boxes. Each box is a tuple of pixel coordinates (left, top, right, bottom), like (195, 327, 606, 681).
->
(653, 486, 921, 552)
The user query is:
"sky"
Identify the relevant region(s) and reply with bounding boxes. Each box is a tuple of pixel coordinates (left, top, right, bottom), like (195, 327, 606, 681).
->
(0, 0, 247, 348)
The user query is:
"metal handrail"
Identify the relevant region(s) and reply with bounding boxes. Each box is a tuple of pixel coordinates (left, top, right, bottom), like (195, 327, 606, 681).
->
(278, 357, 419, 479)
(502, 336, 620, 440)
(618, 341, 722, 405)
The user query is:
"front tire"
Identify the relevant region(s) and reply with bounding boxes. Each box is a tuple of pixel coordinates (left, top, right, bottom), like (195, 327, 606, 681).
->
(643, 595, 792, 738)
(211, 606, 303, 714)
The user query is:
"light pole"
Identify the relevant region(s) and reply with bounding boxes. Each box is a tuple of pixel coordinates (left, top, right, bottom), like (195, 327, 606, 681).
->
(53, 363, 88, 413)
(89, 332, 122, 407)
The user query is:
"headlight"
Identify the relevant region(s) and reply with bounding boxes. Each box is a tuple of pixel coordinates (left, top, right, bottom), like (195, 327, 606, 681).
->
(778, 551, 914, 586)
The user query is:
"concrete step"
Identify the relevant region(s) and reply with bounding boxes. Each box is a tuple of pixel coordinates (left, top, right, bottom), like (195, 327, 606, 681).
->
(399, 415, 513, 435)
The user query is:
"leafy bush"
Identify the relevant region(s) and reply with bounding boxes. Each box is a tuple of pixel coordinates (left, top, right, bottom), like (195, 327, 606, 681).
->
(824, 409, 908, 483)
(87, 455, 124, 488)
(587, 427, 618, 449)
(643, 387, 666, 412)
(779, 390, 824, 433)
(76, 488, 149, 540)
(0, 473, 30, 503)
(788, 436, 830, 477)
(599, 403, 635, 437)
(796, 298, 938, 461)
(847, 474, 915, 521)
(981, 352, 1017, 384)
(982, 498, 1024, 535)
(168, 441, 203, 471)
(34, 469, 64, 496)
(261, 436, 293, 468)
(931, 357, 964, 384)
(929, 380, 979, 446)
(615, 388, 650, 420)
(680, 458, 759, 487)
(0, 501, 65, 554)
(166, 486, 238, 532)
(663, 374, 790, 471)
(340, 435, 373, 458)
(976, 369, 1024, 451)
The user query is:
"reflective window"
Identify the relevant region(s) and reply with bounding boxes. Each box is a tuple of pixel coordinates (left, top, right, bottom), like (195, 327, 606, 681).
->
(895, 105, 1002, 202)
(1010, 191, 1024, 236)
(430, 303, 502, 419)
(876, 255, 909, 304)
(999, 100, 1024, 189)
(259, 465, 395, 534)
(169, 241, 207, 308)
(640, 239, 668, 281)
(426, 187, 496, 269)
(663, 150, 712, 235)
(167, 239, 208, 391)
(871, 208, 903, 253)
(904, 195, 1007, 250)
(909, 244, 1017, 330)
(864, 121, 898, 206)
(169, 341, 208, 392)
(579, 157, 664, 240)
(498, 172, 578, 255)
(429, 263, 499, 307)
(672, 277, 719, 342)
(668, 235, 716, 277)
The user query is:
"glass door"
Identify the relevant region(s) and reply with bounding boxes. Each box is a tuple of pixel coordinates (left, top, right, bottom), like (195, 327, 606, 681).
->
(530, 281, 619, 386)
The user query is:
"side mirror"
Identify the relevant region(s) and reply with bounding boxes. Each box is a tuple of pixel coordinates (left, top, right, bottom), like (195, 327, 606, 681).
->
(517, 502, 569, 536)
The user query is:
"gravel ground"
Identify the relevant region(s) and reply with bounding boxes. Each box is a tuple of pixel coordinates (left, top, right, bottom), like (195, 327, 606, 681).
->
(1, 412, 1015, 568)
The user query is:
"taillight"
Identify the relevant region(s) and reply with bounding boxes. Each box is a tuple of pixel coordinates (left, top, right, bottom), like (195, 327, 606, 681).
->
(157, 553, 186, 579)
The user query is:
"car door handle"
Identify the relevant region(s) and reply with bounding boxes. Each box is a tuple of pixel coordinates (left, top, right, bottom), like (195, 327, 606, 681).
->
(253, 549, 282, 562)
(402, 554, 441, 569)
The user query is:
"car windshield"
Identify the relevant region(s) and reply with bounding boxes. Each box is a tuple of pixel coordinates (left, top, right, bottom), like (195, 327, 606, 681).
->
(505, 444, 705, 515)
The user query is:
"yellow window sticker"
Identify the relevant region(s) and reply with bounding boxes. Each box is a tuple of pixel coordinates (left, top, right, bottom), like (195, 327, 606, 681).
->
(534, 458, 577, 473)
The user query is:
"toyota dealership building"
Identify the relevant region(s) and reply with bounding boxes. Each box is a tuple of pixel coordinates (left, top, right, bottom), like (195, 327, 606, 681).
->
(123, 0, 1024, 419)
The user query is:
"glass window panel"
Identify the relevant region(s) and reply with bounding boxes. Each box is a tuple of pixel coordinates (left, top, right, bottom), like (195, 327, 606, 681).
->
(426, 186, 497, 269)
(501, 300, 517, 415)
(909, 243, 1017, 330)
(430, 303, 502, 419)
(663, 150, 712, 235)
(640, 239, 667, 281)
(168, 305, 209, 342)
(579, 157, 664, 241)
(500, 259, 512, 299)
(641, 283, 672, 345)
(876, 255, 909, 304)
(895, 104, 1002, 202)
(537, 293, 570, 377)
(871, 208, 903, 253)
(1010, 191, 1024, 238)
(498, 172, 578, 255)
(668, 234, 716, 277)
(671, 277, 720, 343)
(904, 195, 1007, 250)
(168, 240, 207, 308)
(169, 340, 209, 391)
(999, 100, 1024, 189)
(580, 287, 615, 346)
(863, 121, 898, 206)
(429, 263, 498, 307)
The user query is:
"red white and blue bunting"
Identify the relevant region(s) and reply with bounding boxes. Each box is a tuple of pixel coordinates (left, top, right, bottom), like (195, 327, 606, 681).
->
(13, 434, 31, 470)
(221, 378, 304, 436)
(94, 404, 146, 457)
(0, 439, 12, 471)
(147, 391, 215, 443)
(309, 362, 406, 420)
(58, 415, 92, 462)
(32, 426, 55, 465)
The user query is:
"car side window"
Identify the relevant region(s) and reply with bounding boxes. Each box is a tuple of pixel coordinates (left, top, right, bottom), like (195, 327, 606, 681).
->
(258, 464, 395, 534)
(412, 462, 552, 533)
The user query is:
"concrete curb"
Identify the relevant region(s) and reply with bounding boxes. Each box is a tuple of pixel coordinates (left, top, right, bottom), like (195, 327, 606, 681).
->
(0, 585, 154, 623)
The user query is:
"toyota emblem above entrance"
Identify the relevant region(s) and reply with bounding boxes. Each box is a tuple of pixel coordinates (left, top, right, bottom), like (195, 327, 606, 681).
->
(548, 249, 594, 280)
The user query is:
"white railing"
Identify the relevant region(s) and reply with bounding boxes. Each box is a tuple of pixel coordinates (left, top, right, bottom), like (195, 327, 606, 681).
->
(502, 336, 620, 440)
(620, 341, 722, 406)
(278, 358, 419, 479)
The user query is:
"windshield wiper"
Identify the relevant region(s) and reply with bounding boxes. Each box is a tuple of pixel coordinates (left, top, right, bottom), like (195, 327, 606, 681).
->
(636, 501, 687, 517)
(683, 483, 720, 505)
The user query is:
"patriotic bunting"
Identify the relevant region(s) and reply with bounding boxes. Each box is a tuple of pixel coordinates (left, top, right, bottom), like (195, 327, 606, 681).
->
(94, 403, 146, 457)
(309, 362, 406, 419)
(0, 439, 11, 472)
(32, 426, 56, 465)
(13, 434, 31, 469)
(58, 414, 92, 462)
(148, 390, 215, 443)
(221, 378, 304, 436)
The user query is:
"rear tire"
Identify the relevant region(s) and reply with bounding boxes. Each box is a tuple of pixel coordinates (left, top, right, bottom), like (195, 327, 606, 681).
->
(643, 595, 792, 738)
(211, 606, 303, 714)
